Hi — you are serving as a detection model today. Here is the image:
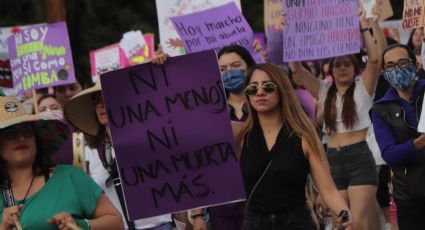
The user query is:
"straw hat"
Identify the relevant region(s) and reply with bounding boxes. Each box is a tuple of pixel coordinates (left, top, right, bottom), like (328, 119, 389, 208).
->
(0, 96, 69, 156)
(64, 80, 101, 136)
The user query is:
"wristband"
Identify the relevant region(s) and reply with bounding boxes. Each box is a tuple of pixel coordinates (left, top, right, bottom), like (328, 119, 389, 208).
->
(191, 213, 205, 219)
(360, 27, 370, 33)
(75, 218, 90, 230)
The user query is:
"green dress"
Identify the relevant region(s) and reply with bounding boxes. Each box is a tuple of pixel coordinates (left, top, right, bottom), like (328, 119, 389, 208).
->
(0, 165, 103, 229)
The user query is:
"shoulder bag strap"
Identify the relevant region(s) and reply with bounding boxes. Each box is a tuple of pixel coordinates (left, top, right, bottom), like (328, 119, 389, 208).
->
(2, 182, 15, 207)
(245, 131, 294, 210)
(99, 145, 136, 230)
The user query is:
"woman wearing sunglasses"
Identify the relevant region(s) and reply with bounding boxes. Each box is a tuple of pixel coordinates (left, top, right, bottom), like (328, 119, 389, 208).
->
(235, 63, 353, 230)
(0, 96, 123, 230)
(288, 6, 385, 230)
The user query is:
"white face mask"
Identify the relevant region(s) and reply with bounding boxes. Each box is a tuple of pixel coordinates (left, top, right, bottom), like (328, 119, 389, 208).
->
(39, 109, 64, 121)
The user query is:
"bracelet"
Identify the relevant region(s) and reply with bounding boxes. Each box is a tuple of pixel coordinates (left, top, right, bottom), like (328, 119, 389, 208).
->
(191, 213, 205, 219)
(75, 218, 90, 230)
(360, 27, 370, 33)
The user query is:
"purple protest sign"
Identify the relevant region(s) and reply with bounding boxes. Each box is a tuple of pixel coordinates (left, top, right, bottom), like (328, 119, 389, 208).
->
(7, 22, 75, 95)
(283, 0, 361, 61)
(170, 2, 264, 63)
(100, 50, 246, 220)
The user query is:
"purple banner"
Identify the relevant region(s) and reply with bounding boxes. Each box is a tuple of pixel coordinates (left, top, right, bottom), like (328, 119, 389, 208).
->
(7, 22, 75, 95)
(283, 0, 361, 61)
(100, 50, 246, 220)
(170, 2, 264, 63)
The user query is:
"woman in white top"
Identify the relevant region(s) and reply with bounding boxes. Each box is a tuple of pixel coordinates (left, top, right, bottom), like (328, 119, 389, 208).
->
(289, 7, 386, 230)
(64, 81, 173, 230)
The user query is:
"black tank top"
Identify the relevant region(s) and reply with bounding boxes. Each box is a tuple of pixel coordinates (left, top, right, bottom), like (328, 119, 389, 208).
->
(240, 119, 310, 213)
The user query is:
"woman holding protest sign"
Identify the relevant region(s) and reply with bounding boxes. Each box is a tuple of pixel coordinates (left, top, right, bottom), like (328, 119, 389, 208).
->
(234, 63, 353, 230)
(288, 5, 386, 230)
(153, 44, 258, 230)
(0, 96, 123, 230)
(64, 81, 174, 230)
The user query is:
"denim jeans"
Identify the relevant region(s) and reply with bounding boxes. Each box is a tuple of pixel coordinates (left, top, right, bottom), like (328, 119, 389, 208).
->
(242, 205, 316, 230)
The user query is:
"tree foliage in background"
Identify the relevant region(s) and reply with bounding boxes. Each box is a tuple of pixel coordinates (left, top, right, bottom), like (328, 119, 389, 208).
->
(0, 0, 404, 87)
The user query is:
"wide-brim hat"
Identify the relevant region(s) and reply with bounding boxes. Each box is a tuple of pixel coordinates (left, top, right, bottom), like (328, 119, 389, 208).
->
(0, 96, 69, 156)
(64, 80, 101, 136)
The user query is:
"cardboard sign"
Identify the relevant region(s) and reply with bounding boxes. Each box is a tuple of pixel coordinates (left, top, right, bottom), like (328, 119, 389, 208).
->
(155, 0, 241, 57)
(402, 0, 425, 29)
(7, 22, 76, 95)
(170, 2, 263, 63)
(90, 33, 155, 82)
(283, 0, 361, 62)
(264, 0, 283, 36)
(380, 0, 394, 21)
(100, 50, 245, 220)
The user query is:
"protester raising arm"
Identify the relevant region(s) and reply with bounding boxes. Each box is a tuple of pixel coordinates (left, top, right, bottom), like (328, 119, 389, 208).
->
(358, 5, 381, 96)
(289, 5, 382, 98)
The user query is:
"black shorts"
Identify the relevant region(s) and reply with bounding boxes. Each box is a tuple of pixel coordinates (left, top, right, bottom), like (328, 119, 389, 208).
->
(327, 141, 378, 190)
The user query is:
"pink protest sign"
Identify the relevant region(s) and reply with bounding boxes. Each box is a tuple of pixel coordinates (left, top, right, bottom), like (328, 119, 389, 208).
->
(283, 0, 361, 62)
(90, 33, 155, 82)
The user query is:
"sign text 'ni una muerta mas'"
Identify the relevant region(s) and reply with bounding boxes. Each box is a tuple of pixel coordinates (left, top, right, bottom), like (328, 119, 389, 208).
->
(100, 50, 246, 220)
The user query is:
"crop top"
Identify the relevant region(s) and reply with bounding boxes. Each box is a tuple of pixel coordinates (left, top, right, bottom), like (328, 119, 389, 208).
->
(318, 78, 373, 134)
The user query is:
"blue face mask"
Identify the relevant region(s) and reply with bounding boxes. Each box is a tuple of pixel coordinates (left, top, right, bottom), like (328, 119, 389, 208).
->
(383, 63, 417, 91)
(222, 69, 245, 94)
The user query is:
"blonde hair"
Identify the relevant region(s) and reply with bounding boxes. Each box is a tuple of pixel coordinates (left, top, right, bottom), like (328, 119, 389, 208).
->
(237, 63, 326, 161)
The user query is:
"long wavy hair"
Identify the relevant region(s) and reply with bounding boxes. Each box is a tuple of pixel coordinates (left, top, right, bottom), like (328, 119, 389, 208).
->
(324, 55, 360, 134)
(236, 63, 326, 162)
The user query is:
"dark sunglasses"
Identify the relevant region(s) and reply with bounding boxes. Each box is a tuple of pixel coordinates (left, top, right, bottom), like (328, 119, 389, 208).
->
(245, 82, 277, 96)
(0, 124, 35, 140)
